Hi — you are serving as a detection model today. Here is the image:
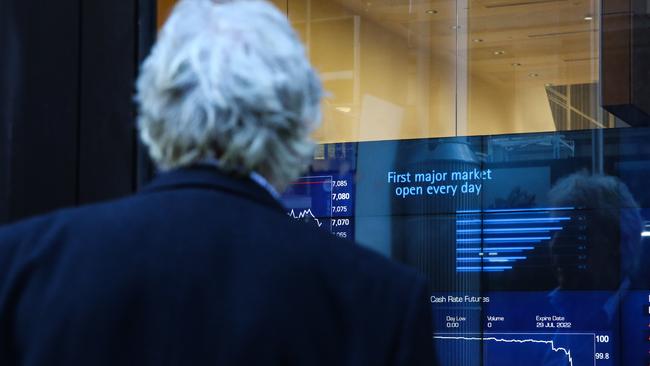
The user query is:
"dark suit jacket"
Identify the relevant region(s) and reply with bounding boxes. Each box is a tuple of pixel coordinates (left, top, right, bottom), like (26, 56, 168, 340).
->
(0, 166, 434, 365)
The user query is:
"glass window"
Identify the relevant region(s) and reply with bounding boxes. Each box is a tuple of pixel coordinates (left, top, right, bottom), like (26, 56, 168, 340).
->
(288, 0, 457, 142)
(157, 0, 617, 140)
(155, 2, 648, 365)
(284, 0, 614, 141)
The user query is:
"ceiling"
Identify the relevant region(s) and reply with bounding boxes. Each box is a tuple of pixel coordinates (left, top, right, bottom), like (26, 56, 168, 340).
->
(158, 0, 600, 92)
(316, 0, 600, 88)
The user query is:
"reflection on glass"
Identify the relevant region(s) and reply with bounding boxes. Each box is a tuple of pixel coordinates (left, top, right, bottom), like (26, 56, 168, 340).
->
(157, 0, 621, 141)
(286, 0, 615, 142)
(289, 127, 650, 365)
(288, 0, 457, 142)
(466, 0, 608, 135)
(154, 2, 648, 364)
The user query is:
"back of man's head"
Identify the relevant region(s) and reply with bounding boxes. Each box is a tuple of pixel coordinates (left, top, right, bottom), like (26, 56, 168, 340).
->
(548, 172, 643, 286)
(135, 0, 322, 190)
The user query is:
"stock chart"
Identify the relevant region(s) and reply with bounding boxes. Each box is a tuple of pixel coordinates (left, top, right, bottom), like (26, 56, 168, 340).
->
(282, 128, 650, 365)
(432, 292, 616, 366)
(281, 144, 355, 240)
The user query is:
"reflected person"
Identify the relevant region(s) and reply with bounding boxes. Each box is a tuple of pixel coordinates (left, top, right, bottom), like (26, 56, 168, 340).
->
(543, 172, 644, 365)
(0, 1, 434, 365)
(548, 172, 642, 292)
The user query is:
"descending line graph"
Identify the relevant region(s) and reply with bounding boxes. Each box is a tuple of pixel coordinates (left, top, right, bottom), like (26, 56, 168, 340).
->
(282, 173, 355, 238)
(287, 209, 323, 227)
(434, 332, 596, 366)
(282, 176, 333, 231)
(434, 335, 579, 366)
(431, 293, 615, 366)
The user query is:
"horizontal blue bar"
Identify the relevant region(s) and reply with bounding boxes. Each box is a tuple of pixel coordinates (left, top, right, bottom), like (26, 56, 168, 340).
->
(458, 240, 542, 245)
(457, 266, 513, 271)
(457, 227, 562, 234)
(484, 240, 543, 244)
(457, 256, 527, 262)
(457, 247, 535, 252)
(457, 217, 571, 225)
(457, 269, 507, 272)
(456, 238, 481, 243)
(457, 269, 508, 272)
(456, 220, 482, 224)
(485, 218, 571, 223)
(457, 207, 574, 214)
(486, 258, 518, 263)
(458, 212, 555, 218)
(457, 237, 550, 243)
(486, 236, 550, 242)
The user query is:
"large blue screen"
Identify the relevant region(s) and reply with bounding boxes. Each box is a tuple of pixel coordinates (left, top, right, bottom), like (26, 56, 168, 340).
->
(282, 128, 650, 365)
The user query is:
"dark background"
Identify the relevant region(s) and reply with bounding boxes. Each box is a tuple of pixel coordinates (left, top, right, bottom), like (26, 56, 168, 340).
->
(0, 1, 155, 224)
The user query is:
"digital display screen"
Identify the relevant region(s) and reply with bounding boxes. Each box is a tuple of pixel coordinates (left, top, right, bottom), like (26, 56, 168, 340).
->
(281, 128, 650, 365)
(282, 144, 356, 240)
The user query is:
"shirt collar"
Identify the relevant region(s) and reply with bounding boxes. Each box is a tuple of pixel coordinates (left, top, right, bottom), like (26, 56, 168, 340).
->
(201, 158, 282, 203)
(249, 171, 282, 202)
(141, 164, 285, 213)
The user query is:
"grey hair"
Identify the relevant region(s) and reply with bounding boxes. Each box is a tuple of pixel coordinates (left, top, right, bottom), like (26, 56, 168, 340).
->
(135, 0, 322, 189)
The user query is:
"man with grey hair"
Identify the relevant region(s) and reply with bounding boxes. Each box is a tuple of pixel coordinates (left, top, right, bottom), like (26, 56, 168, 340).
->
(0, 1, 434, 365)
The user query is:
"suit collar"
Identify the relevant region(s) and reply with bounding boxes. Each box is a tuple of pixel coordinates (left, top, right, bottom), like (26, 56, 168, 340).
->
(140, 165, 285, 213)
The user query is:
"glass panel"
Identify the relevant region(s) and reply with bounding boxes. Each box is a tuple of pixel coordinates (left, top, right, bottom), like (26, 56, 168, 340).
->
(466, 0, 610, 134)
(285, 0, 613, 141)
(293, 128, 650, 365)
(288, 0, 457, 142)
(156, 0, 621, 140)
(153, 2, 647, 365)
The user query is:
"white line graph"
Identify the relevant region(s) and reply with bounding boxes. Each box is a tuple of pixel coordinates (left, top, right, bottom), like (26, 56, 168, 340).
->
(287, 209, 323, 227)
(284, 175, 334, 231)
(434, 333, 597, 366)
